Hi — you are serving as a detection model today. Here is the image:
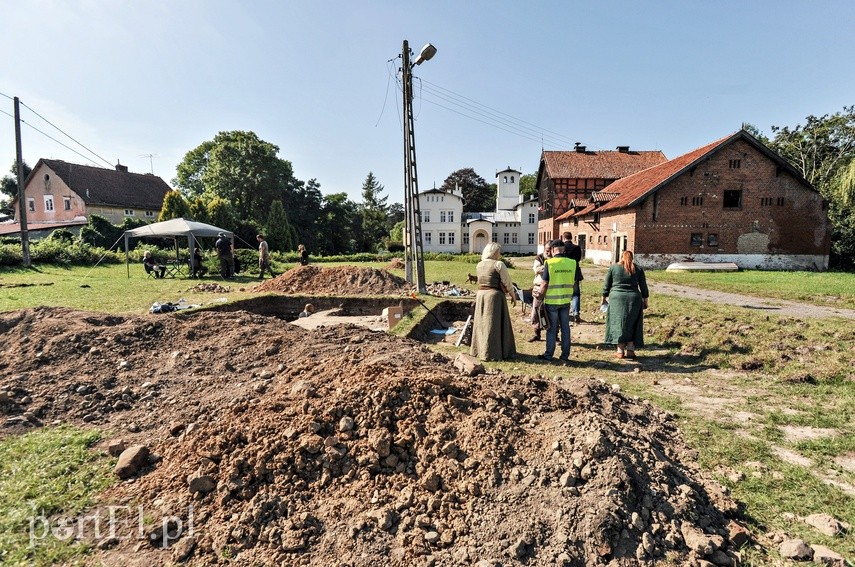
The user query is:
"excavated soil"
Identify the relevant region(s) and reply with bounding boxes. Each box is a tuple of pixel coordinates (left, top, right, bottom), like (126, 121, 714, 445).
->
(0, 305, 744, 567)
(254, 266, 411, 296)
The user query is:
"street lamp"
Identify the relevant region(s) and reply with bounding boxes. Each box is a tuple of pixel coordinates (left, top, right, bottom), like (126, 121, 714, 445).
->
(401, 40, 436, 295)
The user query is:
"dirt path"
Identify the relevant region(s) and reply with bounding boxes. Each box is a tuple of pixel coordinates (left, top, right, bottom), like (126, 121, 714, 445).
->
(570, 262, 855, 320)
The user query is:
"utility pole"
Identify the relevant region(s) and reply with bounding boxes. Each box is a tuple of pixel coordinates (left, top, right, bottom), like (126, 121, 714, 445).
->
(14, 97, 31, 267)
(401, 40, 435, 295)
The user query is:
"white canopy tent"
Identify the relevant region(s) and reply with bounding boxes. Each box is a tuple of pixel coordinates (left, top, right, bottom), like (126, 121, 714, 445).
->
(122, 218, 233, 278)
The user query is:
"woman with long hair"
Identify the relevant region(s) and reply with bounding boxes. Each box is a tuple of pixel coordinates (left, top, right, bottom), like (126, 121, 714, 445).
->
(601, 250, 649, 359)
(470, 242, 517, 361)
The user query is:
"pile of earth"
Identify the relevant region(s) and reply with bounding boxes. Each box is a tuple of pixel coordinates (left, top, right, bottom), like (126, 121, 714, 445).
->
(0, 307, 744, 566)
(254, 266, 412, 296)
(386, 258, 405, 270)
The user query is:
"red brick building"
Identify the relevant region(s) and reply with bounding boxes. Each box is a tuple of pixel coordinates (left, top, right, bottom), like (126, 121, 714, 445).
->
(534, 145, 667, 251)
(558, 131, 831, 271)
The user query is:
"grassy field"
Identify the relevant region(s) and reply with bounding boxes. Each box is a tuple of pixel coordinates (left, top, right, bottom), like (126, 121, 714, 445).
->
(1, 260, 854, 564)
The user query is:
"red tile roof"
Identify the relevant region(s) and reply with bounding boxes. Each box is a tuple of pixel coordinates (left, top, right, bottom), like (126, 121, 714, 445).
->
(542, 150, 667, 180)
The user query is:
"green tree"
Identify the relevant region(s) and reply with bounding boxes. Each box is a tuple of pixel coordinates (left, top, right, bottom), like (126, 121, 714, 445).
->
(158, 190, 190, 221)
(206, 196, 236, 235)
(174, 131, 297, 223)
(358, 172, 389, 252)
(316, 192, 357, 256)
(768, 106, 855, 193)
(265, 200, 296, 253)
(386, 202, 404, 233)
(440, 168, 494, 213)
(283, 178, 324, 252)
(1, 160, 32, 216)
(188, 196, 210, 224)
(519, 173, 537, 200)
(768, 106, 855, 270)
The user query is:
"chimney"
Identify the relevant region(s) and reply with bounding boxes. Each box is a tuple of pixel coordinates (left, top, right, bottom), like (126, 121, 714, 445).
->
(115, 160, 128, 172)
(616, 146, 630, 153)
(574, 142, 586, 153)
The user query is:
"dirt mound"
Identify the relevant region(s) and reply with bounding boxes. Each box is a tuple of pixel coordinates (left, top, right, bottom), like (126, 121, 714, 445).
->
(254, 265, 411, 296)
(0, 307, 742, 566)
(386, 258, 405, 270)
(186, 282, 233, 293)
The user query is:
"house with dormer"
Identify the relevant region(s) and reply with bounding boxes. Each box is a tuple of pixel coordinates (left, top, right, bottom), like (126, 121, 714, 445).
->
(4, 159, 172, 237)
(560, 130, 831, 271)
(535, 145, 668, 254)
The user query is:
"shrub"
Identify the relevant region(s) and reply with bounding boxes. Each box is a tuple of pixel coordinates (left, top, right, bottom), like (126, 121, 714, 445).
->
(0, 244, 23, 266)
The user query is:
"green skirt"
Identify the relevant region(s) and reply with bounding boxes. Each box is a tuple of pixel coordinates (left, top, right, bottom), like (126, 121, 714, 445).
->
(604, 291, 644, 346)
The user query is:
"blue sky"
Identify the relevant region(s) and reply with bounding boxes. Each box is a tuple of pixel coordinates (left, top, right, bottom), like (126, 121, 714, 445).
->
(1, 0, 853, 206)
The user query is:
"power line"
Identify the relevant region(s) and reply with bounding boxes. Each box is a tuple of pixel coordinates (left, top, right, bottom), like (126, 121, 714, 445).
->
(394, 75, 584, 150)
(418, 78, 580, 147)
(14, 116, 110, 167)
(19, 100, 113, 168)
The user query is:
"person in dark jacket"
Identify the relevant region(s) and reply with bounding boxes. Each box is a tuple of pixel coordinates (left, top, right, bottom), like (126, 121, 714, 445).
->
(562, 231, 584, 323)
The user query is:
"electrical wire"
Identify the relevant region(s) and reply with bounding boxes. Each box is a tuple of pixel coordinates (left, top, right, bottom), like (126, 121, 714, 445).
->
(393, 74, 585, 150)
(19, 101, 113, 168)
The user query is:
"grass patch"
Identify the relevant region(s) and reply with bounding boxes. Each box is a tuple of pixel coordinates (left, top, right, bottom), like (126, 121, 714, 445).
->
(649, 269, 855, 309)
(0, 426, 112, 566)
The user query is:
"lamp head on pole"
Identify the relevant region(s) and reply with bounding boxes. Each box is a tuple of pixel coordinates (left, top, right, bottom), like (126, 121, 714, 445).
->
(413, 43, 437, 66)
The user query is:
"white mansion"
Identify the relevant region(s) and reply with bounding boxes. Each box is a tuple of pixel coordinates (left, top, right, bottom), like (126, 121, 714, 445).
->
(418, 167, 539, 255)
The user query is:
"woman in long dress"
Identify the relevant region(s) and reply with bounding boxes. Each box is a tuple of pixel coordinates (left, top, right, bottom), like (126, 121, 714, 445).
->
(470, 242, 517, 361)
(601, 250, 649, 359)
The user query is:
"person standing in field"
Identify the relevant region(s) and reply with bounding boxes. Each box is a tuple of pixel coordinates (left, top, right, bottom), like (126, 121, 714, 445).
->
(527, 245, 551, 342)
(539, 239, 576, 362)
(601, 250, 649, 359)
(215, 232, 234, 279)
(562, 231, 584, 323)
(257, 234, 275, 279)
(298, 244, 309, 266)
(470, 242, 516, 361)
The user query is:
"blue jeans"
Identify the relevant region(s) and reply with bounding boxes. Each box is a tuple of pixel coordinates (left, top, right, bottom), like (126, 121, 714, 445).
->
(571, 292, 580, 317)
(544, 303, 571, 359)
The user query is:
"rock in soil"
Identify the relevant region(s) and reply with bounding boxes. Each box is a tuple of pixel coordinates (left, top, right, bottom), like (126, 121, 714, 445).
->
(1, 306, 744, 566)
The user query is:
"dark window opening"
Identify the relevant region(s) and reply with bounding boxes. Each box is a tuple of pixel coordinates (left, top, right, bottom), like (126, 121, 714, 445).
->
(761, 197, 772, 206)
(692, 196, 703, 206)
(707, 233, 718, 247)
(729, 159, 741, 169)
(776, 197, 785, 206)
(690, 233, 703, 247)
(680, 196, 688, 206)
(723, 190, 742, 209)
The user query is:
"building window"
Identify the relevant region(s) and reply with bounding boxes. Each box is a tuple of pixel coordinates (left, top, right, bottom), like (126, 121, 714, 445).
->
(44, 196, 54, 211)
(124, 209, 135, 216)
(503, 176, 508, 183)
(424, 232, 432, 245)
(503, 233, 510, 244)
(440, 211, 447, 223)
(510, 175, 515, 183)
(729, 159, 741, 169)
(145, 211, 155, 217)
(439, 232, 446, 245)
(422, 211, 430, 223)
(492, 232, 497, 241)
(63, 197, 72, 210)
(528, 213, 535, 224)
(691, 233, 703, 246)
(776, 197, 785, 206)
(448, 233, 455, 245)
(463, 232, 469, 245)
(723, 190, 742, 209)
(680, 196, 688, 206)
(692, 196, 703, 206)
(448, 211, 454, 223)
(28, 198, 35, 212)
(512, 233, 518, 244)
(707, 233, 719, 247)
(761, 197, 772, 206)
